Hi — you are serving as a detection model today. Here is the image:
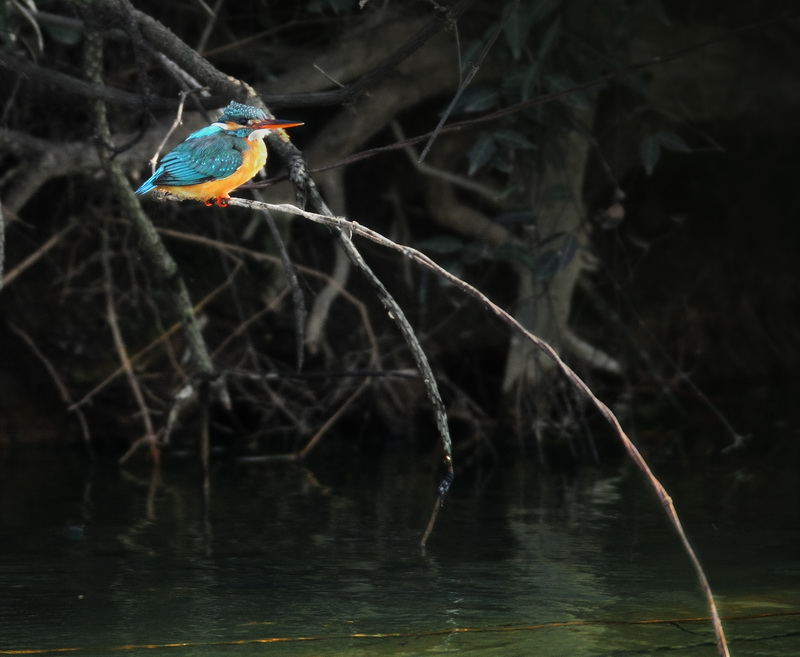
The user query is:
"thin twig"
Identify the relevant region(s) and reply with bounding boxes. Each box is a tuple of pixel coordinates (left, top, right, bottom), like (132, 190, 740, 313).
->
(2, 220, 78, 288)
(251, 193, 308, 373)
(101, 227, 160, 464)
(248, 127, 456, 502)
(210, 287, 287, 359)
(149, 89, 192, 171)
(391, 121, 501, 201)
(298, 379, 371, 460)
(312, 63, 347, 88)
(68, 223, 381, 409)
(161, 383, 195, 448)
(7, 322, 94, 457)
(335, 226, 454, 472)
(417, 3, 511, 162)
(69, 245, 241, 410)
(196, 0, 223, 53)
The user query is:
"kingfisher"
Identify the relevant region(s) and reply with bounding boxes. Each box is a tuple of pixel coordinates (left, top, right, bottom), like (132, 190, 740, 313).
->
(135, 101, 302, 207)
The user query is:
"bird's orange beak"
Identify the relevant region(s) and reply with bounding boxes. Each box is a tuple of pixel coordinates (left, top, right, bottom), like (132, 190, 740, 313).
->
(252, 119, 304, 130)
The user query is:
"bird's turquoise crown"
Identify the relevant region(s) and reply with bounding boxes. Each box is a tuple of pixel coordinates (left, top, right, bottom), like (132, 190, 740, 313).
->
(218, 101, 267, 124)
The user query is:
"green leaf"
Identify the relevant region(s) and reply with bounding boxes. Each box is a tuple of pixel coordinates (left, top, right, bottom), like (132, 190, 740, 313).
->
(502, 67, 526, 91)
(415, 236, 464, 254)
(545, 73, 591, 111)
(636, 0, 671, 25)
(640, 131, 690, 175)
(494, 244, 538, 270)
(460, 39, 484, 72)
(537, 16, 562, 59)
(617, 71, 648, 95)
(490, 149, 512, 174)
(532, 250, 561, 281)
(0, 0, 12, 46)
(461, 241, 491, 264)
(536, 231, 568, 249)
(532, 234, 579, 282)
(43, 23, 82, 46)
(504, 2, 536, 60)
(306, 0, 355, 14)
(521, 62, 540, 100)
(640, 134, 661, 175)
(467, 134, 496, 176)
(654, 130, 691, 152)
(493, 129, 537, 150)
(452, 86, 499, 114)
(543, 184, 573, 202)
(531, 0, 562, 24)
(495, 210, 537, 225)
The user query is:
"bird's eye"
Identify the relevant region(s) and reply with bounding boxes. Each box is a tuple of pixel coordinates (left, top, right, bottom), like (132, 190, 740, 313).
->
(238, 118, 250, 126)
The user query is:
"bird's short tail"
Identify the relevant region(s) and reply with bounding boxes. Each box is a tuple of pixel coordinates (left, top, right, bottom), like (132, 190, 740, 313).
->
(135, 177, 157, 195)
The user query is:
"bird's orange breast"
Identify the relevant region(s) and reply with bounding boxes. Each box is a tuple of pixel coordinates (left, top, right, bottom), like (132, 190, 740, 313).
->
(158, 138, 268, 202)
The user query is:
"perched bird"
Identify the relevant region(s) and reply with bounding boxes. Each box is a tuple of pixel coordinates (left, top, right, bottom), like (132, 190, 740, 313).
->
(136, 101, 302, 207)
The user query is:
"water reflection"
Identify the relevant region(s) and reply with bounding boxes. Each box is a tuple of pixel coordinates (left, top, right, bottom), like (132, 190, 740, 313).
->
(0, 450, 798, 656)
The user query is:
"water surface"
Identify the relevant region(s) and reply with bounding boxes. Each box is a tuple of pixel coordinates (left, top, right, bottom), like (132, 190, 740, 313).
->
(0, 450, 798, 656)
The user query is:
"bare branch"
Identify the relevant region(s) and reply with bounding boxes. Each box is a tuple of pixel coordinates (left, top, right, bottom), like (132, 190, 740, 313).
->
(216, 195, 730, 657)
(0, 50, 178, 110)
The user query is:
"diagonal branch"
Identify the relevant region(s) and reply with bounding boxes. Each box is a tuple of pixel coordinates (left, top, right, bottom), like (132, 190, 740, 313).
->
(334, 227, 453, 469)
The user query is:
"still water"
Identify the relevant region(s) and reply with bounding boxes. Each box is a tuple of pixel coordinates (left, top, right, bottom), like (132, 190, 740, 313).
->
(0, 449, 798, 656)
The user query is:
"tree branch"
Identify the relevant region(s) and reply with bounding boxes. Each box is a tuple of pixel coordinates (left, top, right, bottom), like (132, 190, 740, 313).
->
(216, 195, 730, 657)
(0, 50, 180, 110)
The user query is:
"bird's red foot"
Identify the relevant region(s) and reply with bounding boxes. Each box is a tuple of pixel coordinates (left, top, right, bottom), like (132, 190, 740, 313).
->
(203, 197, 230, 207)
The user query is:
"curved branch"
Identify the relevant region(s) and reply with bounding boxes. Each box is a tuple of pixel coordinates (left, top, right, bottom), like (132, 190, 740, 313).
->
(220, 195, 730, 657)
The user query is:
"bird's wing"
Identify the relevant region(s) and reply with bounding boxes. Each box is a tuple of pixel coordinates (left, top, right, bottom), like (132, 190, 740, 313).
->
(150, 133, 246, 187)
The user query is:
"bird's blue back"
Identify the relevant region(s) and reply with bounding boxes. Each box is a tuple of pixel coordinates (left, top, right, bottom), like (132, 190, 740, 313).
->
(136, 125, 251, 194)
